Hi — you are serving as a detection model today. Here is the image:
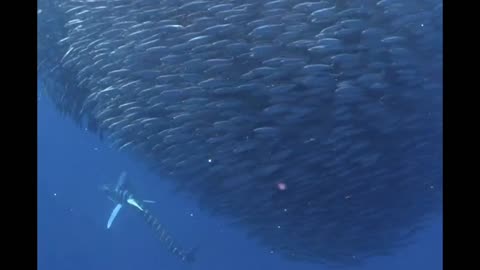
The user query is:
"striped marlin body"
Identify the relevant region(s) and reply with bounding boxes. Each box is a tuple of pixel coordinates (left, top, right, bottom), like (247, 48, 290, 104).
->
(100, 171, 197, 263)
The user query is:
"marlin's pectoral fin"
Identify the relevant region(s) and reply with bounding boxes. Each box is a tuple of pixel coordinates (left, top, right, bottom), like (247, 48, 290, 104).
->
(143, 200, 156, 203)
(127, 198, 144, 212)
(107, 204, 122, 229)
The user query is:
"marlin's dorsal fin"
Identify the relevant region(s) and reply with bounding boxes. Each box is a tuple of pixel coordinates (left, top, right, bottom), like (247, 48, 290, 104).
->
(107, 204, 122, 229)
(115, 171, 128, 191)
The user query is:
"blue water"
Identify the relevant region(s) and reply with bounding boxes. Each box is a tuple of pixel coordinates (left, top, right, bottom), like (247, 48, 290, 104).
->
(38, 89, 442, 270)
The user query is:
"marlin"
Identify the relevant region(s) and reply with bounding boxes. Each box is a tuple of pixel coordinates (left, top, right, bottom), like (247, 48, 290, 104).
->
(100, 171, 198, 263)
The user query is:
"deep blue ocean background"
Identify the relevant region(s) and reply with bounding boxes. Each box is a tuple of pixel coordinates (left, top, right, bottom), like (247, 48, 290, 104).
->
(38, 82, 442, 270)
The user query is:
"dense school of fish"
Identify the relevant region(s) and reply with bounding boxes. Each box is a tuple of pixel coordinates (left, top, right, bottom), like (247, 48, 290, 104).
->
(38, 0, 442, 266)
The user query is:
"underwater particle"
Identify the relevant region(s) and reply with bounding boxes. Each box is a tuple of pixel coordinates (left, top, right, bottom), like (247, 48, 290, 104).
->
(283, 208, 288, 212)
(277, 225, 281, 229)
(190, 212, 194, 217)
(277, 182, 287, 190)
(304, 138, 316, 143)
(208, 158, 212, 163)
(53, 193, 57, 196)
(94, 147, 98, 151)
(38, 9, 42, 14)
